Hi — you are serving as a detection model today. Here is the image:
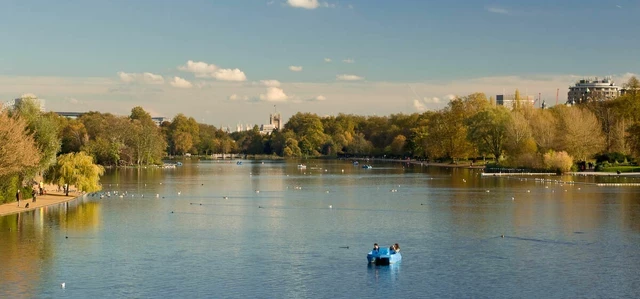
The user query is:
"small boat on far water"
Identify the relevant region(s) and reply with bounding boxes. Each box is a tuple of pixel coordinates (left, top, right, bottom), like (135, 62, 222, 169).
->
(297, 164, 307, 169)
(367, 247, 401, 265)
(176, 162, 183, 166)
(362, 165, 373, 169)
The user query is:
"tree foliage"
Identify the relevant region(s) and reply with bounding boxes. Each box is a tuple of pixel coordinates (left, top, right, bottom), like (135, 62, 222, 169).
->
(10, 97, 61, 172)
(46, 152, 104, 196)
(0, 111, 41, 177)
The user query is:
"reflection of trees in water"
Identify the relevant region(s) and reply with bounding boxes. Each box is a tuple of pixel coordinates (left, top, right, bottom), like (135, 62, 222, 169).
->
(0, 199, 101, 297)
(44, 200, 102, 232)
(442, 172, 640, 235)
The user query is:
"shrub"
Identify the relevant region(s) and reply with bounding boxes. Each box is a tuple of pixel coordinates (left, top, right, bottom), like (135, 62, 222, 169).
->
(595, 152, 627, 163)
(543, 151, 574, 174)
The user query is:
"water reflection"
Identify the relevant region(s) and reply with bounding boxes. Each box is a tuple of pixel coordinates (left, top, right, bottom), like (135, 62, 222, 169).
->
(0, 196, 101, 298)
(1, 160, 639, 298)
(368, 263, 401, 285)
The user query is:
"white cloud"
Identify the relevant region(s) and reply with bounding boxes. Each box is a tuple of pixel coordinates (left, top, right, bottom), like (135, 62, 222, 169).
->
(337, 74, 364, 81)
(228, 94, 249, 101)
(118, 72, 136, 83)
(423, 97, 441, 104)
(170, 76, 193, 88)
(445, 94, 456, 101)
(259, 80, 281, 87)
(289, 65, 303, 72)
(342, 58, 355, 63)
(213, 68, 247, 81)
(178, 60, 218, 78)
(143, 73, 164, 84)
(117, 72, 165, 85)
(8, 72, 633, 127)
(287, 0, 319, 9)
(259, 87, 289, 102)
(413, 96, 441, 110)
(312, 95, 326, 101)
(287, 0, 334, 9)
(324, 58, 332, 63)
(321, 2, 336, 8)
(178, 60, 246, 81)
(487, 7, 509, 15)
(413, 99, 426, 111)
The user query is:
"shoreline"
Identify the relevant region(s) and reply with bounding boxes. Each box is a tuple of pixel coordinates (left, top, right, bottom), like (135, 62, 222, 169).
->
(0, 188, 82, 217)
(349, 157, 487, 169)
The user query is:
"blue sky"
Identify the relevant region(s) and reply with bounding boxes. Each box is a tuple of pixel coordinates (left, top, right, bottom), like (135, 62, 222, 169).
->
(1, 0, 639, 126)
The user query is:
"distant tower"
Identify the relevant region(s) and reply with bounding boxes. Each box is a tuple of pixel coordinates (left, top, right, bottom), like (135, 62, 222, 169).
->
(14, 94, 45, 112)
(270, 113, 282, 130)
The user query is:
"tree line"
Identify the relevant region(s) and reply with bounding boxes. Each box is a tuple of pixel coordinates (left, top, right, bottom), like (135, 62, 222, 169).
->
(1, 77, 639, 202)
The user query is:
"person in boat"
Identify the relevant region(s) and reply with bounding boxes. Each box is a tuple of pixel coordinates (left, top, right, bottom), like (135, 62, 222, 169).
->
(394, 243, 400, 252)
(372, 243, 379, 252)
(389, 245, 396, 254)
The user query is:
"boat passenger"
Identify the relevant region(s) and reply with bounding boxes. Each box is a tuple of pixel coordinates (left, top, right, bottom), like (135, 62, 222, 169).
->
(389, 245, 396, 254)
(394, 243, 400, 252)
(372, 243, 379, 252)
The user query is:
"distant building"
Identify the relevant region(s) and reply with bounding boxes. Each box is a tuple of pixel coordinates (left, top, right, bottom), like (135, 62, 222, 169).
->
(260, 112, 281, 135)
(496, 94, 535, 109)
(55, 112, 84, 119)
(152, 116, 167, 126)
(567, 77, 620, 105)
(236, 112, 283, 135)
(6, 94, 46, 112)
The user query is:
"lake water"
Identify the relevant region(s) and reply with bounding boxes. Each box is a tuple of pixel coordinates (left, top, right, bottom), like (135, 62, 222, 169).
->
(2, 160, 640, 298)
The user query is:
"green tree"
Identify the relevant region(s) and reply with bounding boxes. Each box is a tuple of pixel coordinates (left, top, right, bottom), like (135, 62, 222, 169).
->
(168, 114, 200, 155)
(46, 151, 105, 196)
(626, 124, 640, 159)
(285, 112, 327, 155)
(389, 134, 407, 156)
(10, 96, 61, 172)
(283, 138, 302, 157)
(128, 107, 166, 165)
(465, 106, 511, 159)
(60, 119, 89, 154)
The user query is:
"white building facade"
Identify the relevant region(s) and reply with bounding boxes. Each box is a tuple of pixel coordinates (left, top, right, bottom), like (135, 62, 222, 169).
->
(567, 77, 620, 104)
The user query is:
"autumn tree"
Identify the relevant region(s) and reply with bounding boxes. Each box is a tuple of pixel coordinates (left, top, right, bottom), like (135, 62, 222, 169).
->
(46, 151, 104, 196)
(554, 106, 605, 161)
(0, 111, 41, 177)
(10, 96, 61, 172)
(528, 108, 558, 153)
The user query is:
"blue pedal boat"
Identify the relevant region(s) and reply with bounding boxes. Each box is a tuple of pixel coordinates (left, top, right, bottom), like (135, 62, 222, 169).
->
(367, 247, 401, 265)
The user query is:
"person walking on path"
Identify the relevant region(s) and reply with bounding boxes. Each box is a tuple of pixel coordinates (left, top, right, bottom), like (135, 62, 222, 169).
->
(16, 190, 21, 207)
(32, 189, 37, 203)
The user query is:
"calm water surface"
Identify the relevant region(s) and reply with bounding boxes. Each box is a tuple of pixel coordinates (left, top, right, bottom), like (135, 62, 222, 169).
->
(1, 160, 640, 298)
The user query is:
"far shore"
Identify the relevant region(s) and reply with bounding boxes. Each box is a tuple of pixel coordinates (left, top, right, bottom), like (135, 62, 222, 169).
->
(0, 185, 81, 217)
(348, 157, 640, 176)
